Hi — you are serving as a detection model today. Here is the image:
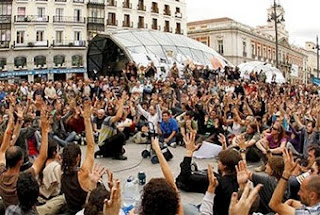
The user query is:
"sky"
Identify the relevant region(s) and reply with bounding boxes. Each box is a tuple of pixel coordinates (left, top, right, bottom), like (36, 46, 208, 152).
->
(186, 0, 320, 48)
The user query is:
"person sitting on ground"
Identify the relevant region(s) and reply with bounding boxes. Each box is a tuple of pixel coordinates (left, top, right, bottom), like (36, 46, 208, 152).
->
(95, 93, 128, 160)
(5, 172, 39, 215)
(269, 148, 320, 215)
(255, 122, 288, 171)
(159, 111, 179, 148)
(0, 101, 49, 209)
(61, 100, 107, 214)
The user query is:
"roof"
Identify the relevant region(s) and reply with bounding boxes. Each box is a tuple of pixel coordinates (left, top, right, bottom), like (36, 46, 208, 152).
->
(187, 17, 234, 26)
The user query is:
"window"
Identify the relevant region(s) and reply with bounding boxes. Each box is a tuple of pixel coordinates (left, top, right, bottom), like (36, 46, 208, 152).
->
(14, 56, 27, 68)
(74, 9, 81, 22)
(56, 31, 63, 43)
(164, 20, 170, 32)
(37, 7, 45, 17)
(72, 55, 83, 67)
(218, 40, 224, 55)
(36, 31, 44, 42)
(107, 12, 116, 25)
(251, 44, 255, 56)
(34, 56, 46, 67)
(138, 16, 144, 28)
(0, 58, 6, 69)
(123, 14, 130, 27)
(257, 46, 261, 57)
(243, 41, 247, 56)
(16, 31, 24, 44)
(54, 55, 65, 67)
(263, 47, 266, 58)
(17, 7, 25, 16)
(176, 23, 181, 34)
(152, 18, 157, 29)
(0, 3, 11, 15)
(74, 31, 81, 41)
(151, 2, 158, 13)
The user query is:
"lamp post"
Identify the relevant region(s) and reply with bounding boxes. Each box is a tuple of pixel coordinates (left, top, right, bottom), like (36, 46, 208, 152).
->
(317, 36, 319, 78)
(268, 0, 285, 69)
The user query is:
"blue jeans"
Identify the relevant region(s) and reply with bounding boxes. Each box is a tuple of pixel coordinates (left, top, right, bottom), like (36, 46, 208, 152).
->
(53, 131, 79, 147)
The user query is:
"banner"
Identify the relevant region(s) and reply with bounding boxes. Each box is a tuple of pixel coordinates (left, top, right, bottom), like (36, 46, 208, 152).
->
(312, 77, 320, 86)
(290, 64, 299, 77)
(0, 68, 86, 77)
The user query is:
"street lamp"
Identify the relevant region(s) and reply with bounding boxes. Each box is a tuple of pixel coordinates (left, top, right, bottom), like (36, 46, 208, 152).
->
(315, 36, 320, 78)
(267, 0, 285, 69)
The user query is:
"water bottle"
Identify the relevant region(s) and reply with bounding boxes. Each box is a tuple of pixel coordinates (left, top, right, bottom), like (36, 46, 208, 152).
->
(123, 176, 139, 208)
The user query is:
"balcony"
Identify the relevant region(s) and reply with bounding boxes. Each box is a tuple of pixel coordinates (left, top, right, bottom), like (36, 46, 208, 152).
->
(175, 12, 182, 18)
(175, 29, 183, 34)
(107, 0, 117, 6)
(123, 1, 132, 8)
(52, 40, 86, 47)
(122, 21, 133, 28)
(152, 25, 160, 30)
(107, 19, 118, 26)
(14, 15, 49, 23)
(151, 7, 159, 13)
(0, 41, 10, 49)
(164, 27, 172, 33)
(87, 0, 105, 7)
(13, 40, 49, 48)
(55, 0, 66, 2)
(53, 16, 85, 24)
(164, 10, 171, 16)
(87, 17, 104, 24)
(87, 17, 105, 31)
(137, 4, 146, 11)
(0, 15, 11, 24)
(138, 23, 147, 29)
(73, 0, 84, 2)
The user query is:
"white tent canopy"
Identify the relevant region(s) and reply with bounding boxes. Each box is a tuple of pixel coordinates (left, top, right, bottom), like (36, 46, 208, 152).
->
(238, 61, 286, 84)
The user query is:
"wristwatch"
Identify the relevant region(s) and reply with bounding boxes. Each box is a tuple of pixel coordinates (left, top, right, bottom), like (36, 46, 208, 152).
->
(239, 149, 246, 153)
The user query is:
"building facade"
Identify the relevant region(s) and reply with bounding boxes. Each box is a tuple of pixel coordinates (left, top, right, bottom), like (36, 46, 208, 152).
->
(187, 5, 308, 83)
(0, 0, 186, 82)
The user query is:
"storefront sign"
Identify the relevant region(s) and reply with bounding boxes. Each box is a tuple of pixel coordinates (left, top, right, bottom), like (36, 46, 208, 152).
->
(0, 68, 86, 77)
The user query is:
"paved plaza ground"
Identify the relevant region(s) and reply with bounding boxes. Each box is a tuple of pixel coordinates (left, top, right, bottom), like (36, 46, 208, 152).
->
(80, 141, 262, 206)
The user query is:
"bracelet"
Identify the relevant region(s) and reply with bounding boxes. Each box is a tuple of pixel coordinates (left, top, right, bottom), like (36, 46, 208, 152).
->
(281, 175, 289, 181)
(239, 149, 246, 153)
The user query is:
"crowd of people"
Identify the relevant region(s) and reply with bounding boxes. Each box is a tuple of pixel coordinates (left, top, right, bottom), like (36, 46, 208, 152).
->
(0, 61, 320, 215)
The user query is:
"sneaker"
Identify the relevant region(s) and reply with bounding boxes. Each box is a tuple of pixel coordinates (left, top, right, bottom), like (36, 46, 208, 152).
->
(255, 164, 266, 172)
(112, 155, 128, 160)
(169, 142, 177, 148)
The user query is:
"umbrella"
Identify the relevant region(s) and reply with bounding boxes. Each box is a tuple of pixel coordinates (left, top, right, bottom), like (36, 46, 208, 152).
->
(238, 61, 286, 84)
(210, 56, 224, 70)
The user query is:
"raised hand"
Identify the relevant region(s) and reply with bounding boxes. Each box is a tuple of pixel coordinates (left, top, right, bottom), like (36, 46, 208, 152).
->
(207, 163, 219, 194)
(151, 137, 161, 153)
(218, 133, 227, 150)
(283, 148, 298, 179)
(89, 163, 107, 185)
(81, 100, 92, 119)
(229, 182, 263, 215)
(106, 169, 114, 190)
(236, 135, 246, 150)
(103, 179, 122, 215)
(183, 132, 199, 155)
(15, 105, 24, 121)
(236, 160, 250, 186)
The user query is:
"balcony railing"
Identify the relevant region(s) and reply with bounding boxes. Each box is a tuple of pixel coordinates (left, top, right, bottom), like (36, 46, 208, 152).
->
(52, 40, 86, 47)
(152, 25, 160, 30)
(13, 40, 49, 48)
(122, 21, 133, 27)
(164, 9, 171, 16)
(0, 15, 11, 24)
(137, 4, 146, 11)
(55, 0, 66, 2)
(175, 29, 182, 34)
(73, 0, 84, 2)
(164, 27, 172, 33)
(87, 17, 104, 24)
(123, 1, 132, 8)
(175, 12, 182, 18)
(0, 41, 10, 49)
(151, 7, 159, 13)
(14, 15, 49, 22)
(107, 19, 118, 26)
(35, 0, 48, 1)
(87, 0, 105, 6)
(138, 23, 147, 29)
(107, 0, 117, 6)
(53, 16, 85, 23)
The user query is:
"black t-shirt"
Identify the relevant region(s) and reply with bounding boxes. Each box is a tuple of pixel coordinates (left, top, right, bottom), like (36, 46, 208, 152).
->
(214, 174, 239, 215)
(145, 66, 156, 77)
(92, 116, 106, 130)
